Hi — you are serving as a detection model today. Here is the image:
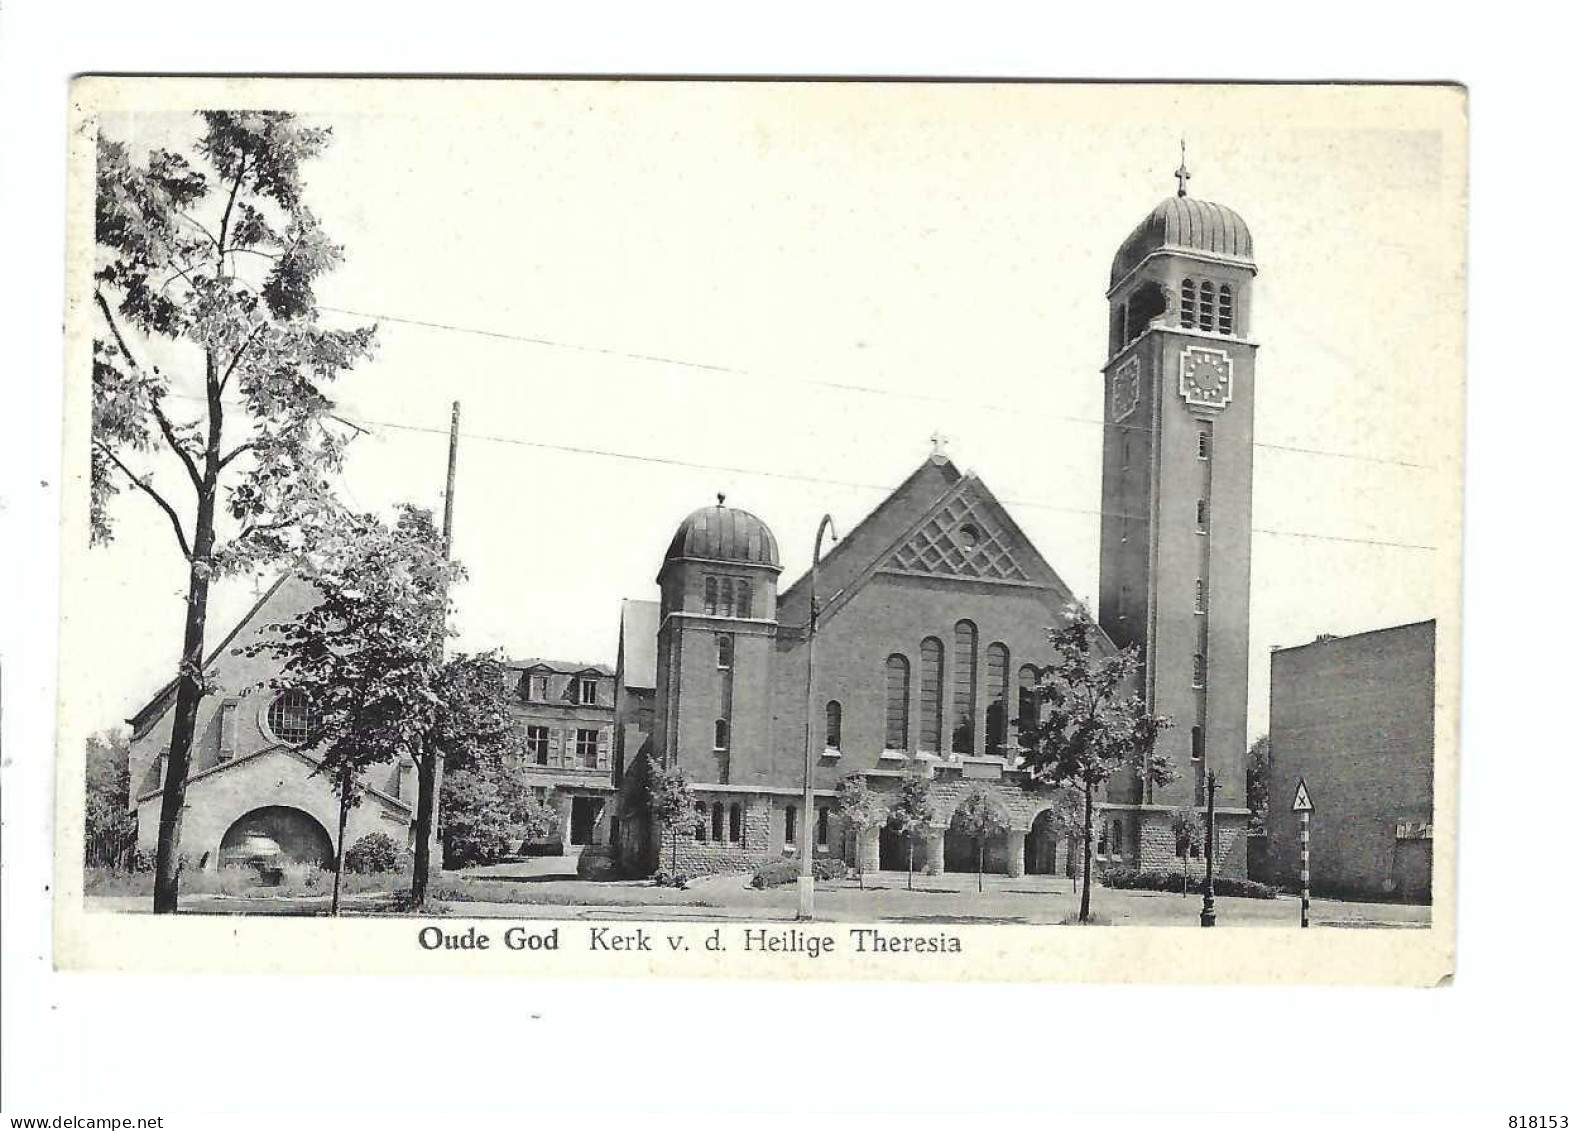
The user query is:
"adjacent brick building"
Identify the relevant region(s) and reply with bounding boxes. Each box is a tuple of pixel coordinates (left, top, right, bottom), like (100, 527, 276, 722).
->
(1265, 621, 1436, 902)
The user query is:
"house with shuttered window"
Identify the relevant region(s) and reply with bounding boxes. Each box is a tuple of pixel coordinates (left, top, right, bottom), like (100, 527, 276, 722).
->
(502, 658, 617, 851)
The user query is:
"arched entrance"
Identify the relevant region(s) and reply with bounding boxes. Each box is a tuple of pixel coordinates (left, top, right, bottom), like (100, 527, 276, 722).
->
(943, 801, 1010, 874)
(879, 826, 918, 872)
(220, 806, 333, 868)
(1026, 808, 1065, 876)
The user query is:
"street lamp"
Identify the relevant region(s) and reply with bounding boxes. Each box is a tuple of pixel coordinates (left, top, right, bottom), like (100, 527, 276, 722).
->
(797, 513, 839, 921)
(1200, 768, 1218, 927)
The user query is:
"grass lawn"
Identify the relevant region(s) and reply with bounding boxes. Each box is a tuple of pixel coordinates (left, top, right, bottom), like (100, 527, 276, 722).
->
(84, 865, 1431, 928)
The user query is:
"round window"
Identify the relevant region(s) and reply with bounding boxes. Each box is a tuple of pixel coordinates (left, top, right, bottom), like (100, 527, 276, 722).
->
(957, 523, 981, 551)
(265, 689, 318, 747)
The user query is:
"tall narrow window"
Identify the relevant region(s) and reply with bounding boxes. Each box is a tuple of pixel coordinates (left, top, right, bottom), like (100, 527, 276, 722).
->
(1112, 819, 1125, 861)
(1192, 653, 1207, 688)
(718, 577, 735, 618)
(817, 807, 830, 848)
(1217, 284, 1233, 335)
(576, 727, 599, 768)
(714, 719, 729, 750)
(984, 643, 1009, 755)
(1191, 725, 1205, 761)
(729, 803, 742, 844)
(1199, 281, 1216, 330)
(694, 803, 708, 842)
(884, 654, 910, 751)
(736, 579, 752, 619)
(1119, 583, 1130, 619)
(1197, 430, 1211, 461)
(711, 802, 724, 842)
(716, 635, 733, 669)
(951, 621, 978, 755)
(919, 637, 944, 753)
(704, 576, 718, 615)
(1195, 499, 1209, 533)
(577, 676, 598, 705)
(785, 805, 797, 847)
(1194, 579, 1206, 613)
(825, 700, 842, 751)
(526, 724, 549, 766)
(1017, 664, 1039, 747)
(1181, 278, 1197, 329)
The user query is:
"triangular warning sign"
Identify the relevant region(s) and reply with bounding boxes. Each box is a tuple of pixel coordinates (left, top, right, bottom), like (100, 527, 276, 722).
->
(1291, 778, 1315, 813)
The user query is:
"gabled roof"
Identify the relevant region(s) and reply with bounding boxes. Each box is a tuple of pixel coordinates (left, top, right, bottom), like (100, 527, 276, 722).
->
(504, 658, 616, 677)
(616, 599, 660, 691)
(778, 455, 1087, 635)
(126, 572, 302, 739)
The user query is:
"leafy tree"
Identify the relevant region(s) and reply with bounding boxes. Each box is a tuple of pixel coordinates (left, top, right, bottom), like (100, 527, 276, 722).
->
(248, 506, 454, 913)
(647, 764, 697, 872)
(1245, 734, 1271, 833)
(952, 786, 1009, 892)
(833, 774, 887, 890)
(93, 112, 377, 912)
(84, 728, 133, 843)
(1019, 603, 1175, 923)
(887, 771, 935, 891)
(1169, 805, 1205, 896)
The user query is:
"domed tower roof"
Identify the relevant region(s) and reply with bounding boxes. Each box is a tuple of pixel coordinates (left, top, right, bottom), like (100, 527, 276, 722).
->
(1109, 195, 1254, 290)
(664, 495, 781, 570)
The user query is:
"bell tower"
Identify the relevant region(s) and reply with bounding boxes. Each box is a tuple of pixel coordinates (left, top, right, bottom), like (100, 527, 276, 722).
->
(1097, 152, 1257, 826)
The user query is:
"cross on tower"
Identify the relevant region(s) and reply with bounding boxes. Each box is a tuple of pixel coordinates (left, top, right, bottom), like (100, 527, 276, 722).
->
(1174, 138, 1191, 198)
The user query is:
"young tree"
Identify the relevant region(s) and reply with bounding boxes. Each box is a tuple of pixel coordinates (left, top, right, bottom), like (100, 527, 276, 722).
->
(84, 728, 133, 844)
(1038, 791, 1085, 895)
(887, 771, 935, 891)
(833, 774, 887, 890)
(1245, 734, 1271, 833)
(647, 764, 697, 873)
(952, 786, 1010, 893)
(1169, 805, 1205, 896)
(1020, 604, 1175, 923)
(248, 506, 455, 914)
(94, 112, 377, 912)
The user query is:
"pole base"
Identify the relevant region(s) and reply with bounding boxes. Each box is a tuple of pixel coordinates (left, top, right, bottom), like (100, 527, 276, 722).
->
(795, 875, 815, 921)
(1200, 905, 1216, 928)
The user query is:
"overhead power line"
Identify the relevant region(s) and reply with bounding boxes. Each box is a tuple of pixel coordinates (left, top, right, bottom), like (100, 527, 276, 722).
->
(320, 304, 1435, 472)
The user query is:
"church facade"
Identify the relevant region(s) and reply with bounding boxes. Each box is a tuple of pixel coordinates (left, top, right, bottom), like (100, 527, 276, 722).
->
(615, 166, 1260, 881)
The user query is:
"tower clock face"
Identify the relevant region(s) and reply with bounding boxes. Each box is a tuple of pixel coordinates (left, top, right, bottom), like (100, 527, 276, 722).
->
(1179, 347, 1233, 408)
(1111, 358, 1140, 422)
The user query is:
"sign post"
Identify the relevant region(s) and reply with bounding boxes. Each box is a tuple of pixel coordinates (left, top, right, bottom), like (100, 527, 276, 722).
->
(1291, 777, 1315, 928)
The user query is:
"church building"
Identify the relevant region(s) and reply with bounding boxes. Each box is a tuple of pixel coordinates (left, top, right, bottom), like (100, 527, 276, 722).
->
(615, 163, 1261, 879)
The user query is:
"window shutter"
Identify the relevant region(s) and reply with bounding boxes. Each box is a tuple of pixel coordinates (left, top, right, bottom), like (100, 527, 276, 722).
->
(549, 727, 563, 768)
(596, 727, 610, 770)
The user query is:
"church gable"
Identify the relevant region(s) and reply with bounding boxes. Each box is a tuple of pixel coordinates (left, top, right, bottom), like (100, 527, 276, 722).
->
(883, 488, 1032, 583)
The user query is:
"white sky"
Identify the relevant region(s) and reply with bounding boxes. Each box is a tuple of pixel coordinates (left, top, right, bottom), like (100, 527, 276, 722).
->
(80, 83, 1463, 747)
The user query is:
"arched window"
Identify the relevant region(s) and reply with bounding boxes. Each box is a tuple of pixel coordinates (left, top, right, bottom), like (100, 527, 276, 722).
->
(1217, 283, 1233, 335)
(1199, 280, 1216, 330)
(984, 643, 1009, 755)
(825, 700, 842, 751)
(1017, 664, 1039, 747)
(266, 689, 318, 747)
(736, 578, 753, 619)
(919, 637, 944, 753)
(716, 635, 733, 669)
(694, 802, 708, 842)
(817, 807, 829, 848)
(1192, 654, 1207, 689)
(1191, 725, 1205, 760)
(1126, 281, 1166, 343)
(785, 805, 797, 847)
(711, 802, 724, 842)
(729, 803, 742, 844)
(714, 719, 729, 750)
(951, 621, 978, 755)
(703, 576, 719, 615)
(884, 654, 910, 751)
(1180, 278, 1197, 329)
(1112, 819, 1125, 861)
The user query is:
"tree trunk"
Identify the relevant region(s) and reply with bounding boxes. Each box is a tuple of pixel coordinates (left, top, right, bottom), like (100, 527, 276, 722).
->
(411, 749, 437, 908)
(907, 834, 914, 891)
(332, 783, 351, 916)
(1080, 782, 1093, 923)
(977, 838, 984, 893)
(152, 484, 217, 915)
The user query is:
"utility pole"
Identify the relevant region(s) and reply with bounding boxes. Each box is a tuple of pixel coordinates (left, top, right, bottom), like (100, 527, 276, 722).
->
(442, 401, 460, 558)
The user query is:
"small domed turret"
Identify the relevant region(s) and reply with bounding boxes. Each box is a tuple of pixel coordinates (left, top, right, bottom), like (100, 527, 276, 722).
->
(664, 494, 781, 570)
